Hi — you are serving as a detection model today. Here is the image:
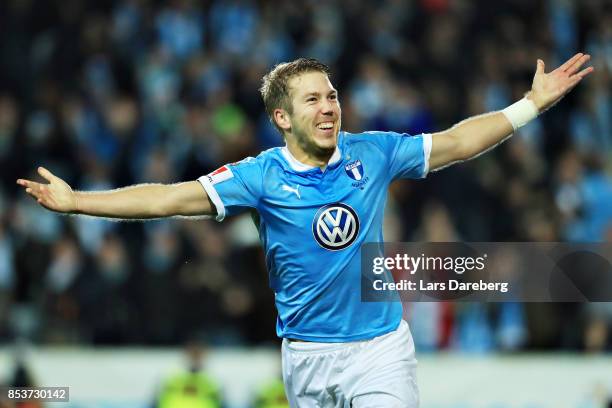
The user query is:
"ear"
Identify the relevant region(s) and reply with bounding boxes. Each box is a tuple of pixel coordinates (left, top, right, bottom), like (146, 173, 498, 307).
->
(273, 108, 291, 131)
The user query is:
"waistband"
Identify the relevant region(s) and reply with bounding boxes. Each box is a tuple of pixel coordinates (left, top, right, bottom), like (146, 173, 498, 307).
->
(283, 320, 408, 353)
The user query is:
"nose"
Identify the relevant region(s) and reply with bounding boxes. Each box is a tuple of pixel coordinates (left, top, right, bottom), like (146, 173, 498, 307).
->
(320, 98, 334, 115)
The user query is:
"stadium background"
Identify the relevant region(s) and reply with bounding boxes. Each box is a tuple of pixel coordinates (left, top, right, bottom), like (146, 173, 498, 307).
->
(0, 0, 611, 406)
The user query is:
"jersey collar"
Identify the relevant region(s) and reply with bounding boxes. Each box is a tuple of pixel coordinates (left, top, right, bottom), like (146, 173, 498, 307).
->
(281, 139, 342, 172)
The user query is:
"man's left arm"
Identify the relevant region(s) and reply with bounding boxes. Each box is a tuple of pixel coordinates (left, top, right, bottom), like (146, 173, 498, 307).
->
(429, 53, 594, 171)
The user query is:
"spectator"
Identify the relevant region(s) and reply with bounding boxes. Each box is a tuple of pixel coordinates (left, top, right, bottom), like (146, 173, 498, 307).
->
(153, 341, 223, 408)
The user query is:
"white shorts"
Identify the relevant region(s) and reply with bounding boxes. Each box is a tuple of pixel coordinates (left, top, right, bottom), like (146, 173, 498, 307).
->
(281, 320, 418, 407)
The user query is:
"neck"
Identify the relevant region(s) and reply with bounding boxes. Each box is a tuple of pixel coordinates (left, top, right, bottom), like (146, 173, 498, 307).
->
(285, 136, 336, 169)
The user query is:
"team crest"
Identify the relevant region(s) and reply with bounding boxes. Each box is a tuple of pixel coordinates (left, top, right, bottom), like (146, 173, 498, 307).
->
(345, 159, 369, 190)
(345, 160, 364, 181)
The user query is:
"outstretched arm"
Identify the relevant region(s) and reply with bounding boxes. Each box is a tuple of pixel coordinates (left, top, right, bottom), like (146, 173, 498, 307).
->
(17, 167, 215, 219)
(429, 53, 594, 171)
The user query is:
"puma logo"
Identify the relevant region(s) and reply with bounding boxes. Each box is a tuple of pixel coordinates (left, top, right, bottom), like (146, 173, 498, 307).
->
(281, 184, 301, 199)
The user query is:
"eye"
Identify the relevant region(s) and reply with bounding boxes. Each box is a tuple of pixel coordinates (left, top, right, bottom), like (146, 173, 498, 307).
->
(329, 94, 337, 100)
(306, 97, 317, 102)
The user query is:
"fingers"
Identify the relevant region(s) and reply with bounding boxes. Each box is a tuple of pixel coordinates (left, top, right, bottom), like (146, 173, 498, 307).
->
(17, 169, 66, 211)
(559, 53, 584, 72)
(566, 54, 590, 75)
(572, 65, 594, 80)
(27, 185, 49, 207)
(25, 187, 37, 199)
(16, 178, 34, 188)
(25, 184, 43, 200)
(37, 166, 56, 182)
(561, 72, 589, 95)
(566, 76, 583, 91)
(17, 167, 57, 186)
(536, 59, 545, 75)
(16, 177, 43, 199)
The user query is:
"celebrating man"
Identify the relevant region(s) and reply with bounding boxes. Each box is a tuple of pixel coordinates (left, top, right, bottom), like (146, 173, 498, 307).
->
(18, 53, 592, 406)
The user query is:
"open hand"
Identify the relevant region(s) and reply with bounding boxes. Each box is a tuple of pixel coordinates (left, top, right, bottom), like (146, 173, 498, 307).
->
(527, 53, 594, 112)
(16, 167, 78, 213)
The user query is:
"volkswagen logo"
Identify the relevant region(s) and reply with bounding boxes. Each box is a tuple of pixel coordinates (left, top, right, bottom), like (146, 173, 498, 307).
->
(312, 203, 360, 251)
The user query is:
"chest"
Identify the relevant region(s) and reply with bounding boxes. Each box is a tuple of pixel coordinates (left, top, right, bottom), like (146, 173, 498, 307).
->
(265, 158, 388, 207)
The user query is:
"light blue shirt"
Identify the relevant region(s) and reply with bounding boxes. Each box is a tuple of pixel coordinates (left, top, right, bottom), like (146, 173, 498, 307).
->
(199, 131, 431, 342)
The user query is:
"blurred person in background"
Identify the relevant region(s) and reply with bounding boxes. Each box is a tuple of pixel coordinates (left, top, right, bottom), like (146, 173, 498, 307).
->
(5, 345, 42, 408)
(16, 48, 592, 406)
(251, 356, 288, 408)
(252, 378, 289, 408)
(8, 363, 42, 408)
(153, 340, 223, 408)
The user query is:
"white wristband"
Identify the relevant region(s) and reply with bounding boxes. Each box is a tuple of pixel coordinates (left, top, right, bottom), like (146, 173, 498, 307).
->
(501, 98, 539, 131)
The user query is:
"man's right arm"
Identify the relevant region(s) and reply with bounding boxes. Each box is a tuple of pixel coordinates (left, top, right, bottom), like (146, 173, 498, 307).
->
(17, 167, 215, 219)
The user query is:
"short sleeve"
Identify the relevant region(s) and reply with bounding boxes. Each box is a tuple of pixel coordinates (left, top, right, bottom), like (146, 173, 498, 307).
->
(369, 131, 432, 180)
(197, 157, 263, 221)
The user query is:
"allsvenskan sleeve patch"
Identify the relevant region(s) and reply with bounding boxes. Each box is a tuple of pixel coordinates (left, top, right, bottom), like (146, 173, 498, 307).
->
(207, 165, 234, 185)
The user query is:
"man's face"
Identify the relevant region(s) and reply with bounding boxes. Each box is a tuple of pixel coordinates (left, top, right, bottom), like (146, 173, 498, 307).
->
(284, 71, 341, 155)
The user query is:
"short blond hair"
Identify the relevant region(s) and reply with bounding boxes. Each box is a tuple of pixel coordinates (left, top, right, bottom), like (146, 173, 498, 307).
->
(260, 58, 331, 131)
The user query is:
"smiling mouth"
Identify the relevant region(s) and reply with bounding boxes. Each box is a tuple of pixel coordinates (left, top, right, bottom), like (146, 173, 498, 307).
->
(316, 121, 335, 130)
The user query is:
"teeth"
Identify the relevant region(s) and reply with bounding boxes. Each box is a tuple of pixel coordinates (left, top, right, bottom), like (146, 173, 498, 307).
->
(317, 122, 334, 129)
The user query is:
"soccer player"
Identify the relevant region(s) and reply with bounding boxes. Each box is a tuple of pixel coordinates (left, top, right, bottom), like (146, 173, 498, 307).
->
(17, 54, 592, 407)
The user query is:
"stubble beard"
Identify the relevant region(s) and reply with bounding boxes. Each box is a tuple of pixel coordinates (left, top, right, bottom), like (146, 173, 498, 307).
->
(296, 126, 337, 161)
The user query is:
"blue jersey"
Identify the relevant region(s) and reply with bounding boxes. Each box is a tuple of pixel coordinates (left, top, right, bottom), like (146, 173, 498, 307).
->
(198, 131, 431, 342)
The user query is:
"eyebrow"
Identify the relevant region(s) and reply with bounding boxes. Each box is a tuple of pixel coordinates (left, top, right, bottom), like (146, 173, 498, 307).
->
(303, 90, 338, 98)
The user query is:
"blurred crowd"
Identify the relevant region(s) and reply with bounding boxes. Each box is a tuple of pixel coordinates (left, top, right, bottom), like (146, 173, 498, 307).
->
(0, 341, 289, 408)
(0, 0, 611, 352)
